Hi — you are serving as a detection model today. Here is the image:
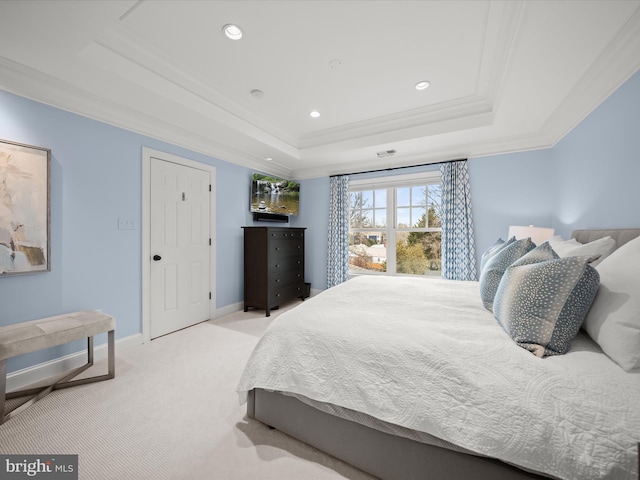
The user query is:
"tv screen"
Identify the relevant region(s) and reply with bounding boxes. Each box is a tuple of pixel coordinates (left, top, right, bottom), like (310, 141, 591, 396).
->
(250, 173, 300, 216)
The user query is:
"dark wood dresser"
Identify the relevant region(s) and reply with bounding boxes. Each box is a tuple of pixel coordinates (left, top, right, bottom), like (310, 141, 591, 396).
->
(242, 226, 306, 316)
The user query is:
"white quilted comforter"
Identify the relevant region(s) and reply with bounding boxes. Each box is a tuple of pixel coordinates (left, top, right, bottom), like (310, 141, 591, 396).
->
(237, 275, 640, 480)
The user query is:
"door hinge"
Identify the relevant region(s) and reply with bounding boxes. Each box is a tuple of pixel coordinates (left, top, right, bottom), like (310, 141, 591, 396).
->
(209, 238, 211, 246)
(209, 184, 211, 192)
(209, 292, 212, 300)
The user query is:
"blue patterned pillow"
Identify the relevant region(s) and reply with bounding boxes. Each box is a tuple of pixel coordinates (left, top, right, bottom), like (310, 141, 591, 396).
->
(480, 237, 508, 272)
(479, 237, 535, 311)
(493, 242, 600, 357)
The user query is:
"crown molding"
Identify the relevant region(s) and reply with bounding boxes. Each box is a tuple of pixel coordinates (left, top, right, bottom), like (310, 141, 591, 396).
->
(297, 96, 495, 150)
(540, 5, 640, 147)
(291, 129, 556, 180)
(0, 56, 293, 179)
(91, 27, 300, 152)
(475, 1, 526, 109)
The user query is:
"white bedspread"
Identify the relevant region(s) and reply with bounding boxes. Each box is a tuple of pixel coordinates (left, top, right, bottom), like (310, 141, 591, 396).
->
(237, 275, 640, 480)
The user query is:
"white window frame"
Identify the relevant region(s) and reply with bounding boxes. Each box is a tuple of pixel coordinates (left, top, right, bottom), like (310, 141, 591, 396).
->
(349, 171, 441, 276)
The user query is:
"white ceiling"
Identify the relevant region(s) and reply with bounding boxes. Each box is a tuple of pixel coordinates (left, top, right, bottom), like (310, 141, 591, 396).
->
(1, 0, 639, 179)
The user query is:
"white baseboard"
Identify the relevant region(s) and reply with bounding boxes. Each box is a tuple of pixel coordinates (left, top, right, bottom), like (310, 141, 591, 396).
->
(6, 333, 144, 392)
(213, 301, 244, 318)
(212, 294, 322, 320)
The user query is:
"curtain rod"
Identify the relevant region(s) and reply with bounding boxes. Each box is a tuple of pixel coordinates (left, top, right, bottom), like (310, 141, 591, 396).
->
(329, 157, 467, 178)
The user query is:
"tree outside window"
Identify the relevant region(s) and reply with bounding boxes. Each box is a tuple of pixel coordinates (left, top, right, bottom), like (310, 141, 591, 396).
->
(348, 173, 441, 276)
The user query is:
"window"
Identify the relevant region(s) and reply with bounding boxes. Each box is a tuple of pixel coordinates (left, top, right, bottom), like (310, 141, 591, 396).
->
(348, 172, 442, 276)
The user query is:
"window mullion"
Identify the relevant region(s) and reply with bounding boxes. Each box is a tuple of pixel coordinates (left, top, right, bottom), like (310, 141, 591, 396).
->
(386, 187, 397, 274)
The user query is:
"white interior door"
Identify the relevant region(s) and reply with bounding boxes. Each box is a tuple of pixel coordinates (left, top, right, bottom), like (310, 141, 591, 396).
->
(150, 158, 210, 339)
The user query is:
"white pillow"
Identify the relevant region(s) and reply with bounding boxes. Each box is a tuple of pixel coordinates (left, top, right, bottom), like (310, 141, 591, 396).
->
(544, 235, 564, 246)
(548, 235, 616, 266)
(583, 235, 640, 371)
(545, 236, 580, 256)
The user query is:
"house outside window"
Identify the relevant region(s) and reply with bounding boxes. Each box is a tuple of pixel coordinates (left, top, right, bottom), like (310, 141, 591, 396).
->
(348, 171, 442, 276)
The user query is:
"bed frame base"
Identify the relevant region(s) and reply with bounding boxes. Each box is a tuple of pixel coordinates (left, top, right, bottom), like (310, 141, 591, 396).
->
(248, 388, 547, 480)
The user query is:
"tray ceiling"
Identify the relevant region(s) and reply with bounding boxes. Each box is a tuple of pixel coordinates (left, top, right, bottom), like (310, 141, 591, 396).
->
(1, 0, 639, 178)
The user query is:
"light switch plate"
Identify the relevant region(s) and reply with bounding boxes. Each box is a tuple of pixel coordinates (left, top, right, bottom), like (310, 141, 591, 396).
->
(118, 218, 137, 230)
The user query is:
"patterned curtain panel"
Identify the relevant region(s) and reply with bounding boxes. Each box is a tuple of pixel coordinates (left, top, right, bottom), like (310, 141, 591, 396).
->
(327, 175, 350, 288)
(440, 160, 478, 281)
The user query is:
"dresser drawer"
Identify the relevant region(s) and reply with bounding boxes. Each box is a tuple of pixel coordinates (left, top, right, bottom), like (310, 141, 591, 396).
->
(269, 282, 304, 305)
(269, 237, 304, 258)
(270, 269, 303, 287)
(268, 229, 305, 241)
(268, 255, 303, 272)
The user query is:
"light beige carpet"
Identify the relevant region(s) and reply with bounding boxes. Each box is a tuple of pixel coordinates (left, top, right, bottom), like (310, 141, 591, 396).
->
(0, 302, 376, 480)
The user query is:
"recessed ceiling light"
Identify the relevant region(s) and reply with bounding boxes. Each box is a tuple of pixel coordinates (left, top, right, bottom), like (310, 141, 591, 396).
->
(223, 24, 243, 40)
(265, 157, 273, 162)
(250, 89, 264, 99)
(310, 110, 320, 118)
(415, 80, 430, 90)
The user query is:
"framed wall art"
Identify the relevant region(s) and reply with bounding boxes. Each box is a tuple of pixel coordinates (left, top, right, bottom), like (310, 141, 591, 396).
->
(0, 139, 51, 275)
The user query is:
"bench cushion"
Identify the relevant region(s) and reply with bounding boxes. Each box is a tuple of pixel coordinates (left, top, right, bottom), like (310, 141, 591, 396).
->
(0, 310, 115, 360)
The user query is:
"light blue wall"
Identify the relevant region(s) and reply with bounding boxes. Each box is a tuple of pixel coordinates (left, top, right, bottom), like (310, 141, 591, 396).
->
(291, 176, 330, 291)
(550, 70, 640, 237)
(469, 68, 640, 247)
(0, 90, 255, 372)
(468, 149, 554, 272)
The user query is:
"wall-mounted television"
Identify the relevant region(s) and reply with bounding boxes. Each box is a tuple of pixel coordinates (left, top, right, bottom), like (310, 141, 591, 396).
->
(250, 173, 300, 217)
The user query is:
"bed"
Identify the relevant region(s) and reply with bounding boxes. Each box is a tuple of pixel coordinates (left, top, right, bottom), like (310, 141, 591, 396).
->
(237, 228, 640, 480)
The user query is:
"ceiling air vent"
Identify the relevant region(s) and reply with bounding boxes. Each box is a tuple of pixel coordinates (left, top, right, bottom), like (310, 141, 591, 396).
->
(376, 149, 396, 158)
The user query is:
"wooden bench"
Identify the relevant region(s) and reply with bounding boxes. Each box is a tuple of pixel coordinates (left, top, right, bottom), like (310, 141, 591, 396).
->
(0, 310, 115, 424)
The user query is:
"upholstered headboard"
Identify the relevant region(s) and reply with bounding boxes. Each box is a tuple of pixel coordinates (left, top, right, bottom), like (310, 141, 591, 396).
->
(572, 228, 640, 248)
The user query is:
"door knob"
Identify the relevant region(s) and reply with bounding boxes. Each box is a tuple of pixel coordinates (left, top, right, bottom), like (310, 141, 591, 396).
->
(153, 255, 162, 261)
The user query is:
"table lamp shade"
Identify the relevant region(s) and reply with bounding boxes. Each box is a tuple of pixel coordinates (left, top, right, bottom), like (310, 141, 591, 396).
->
(507, 225, 555, 246)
